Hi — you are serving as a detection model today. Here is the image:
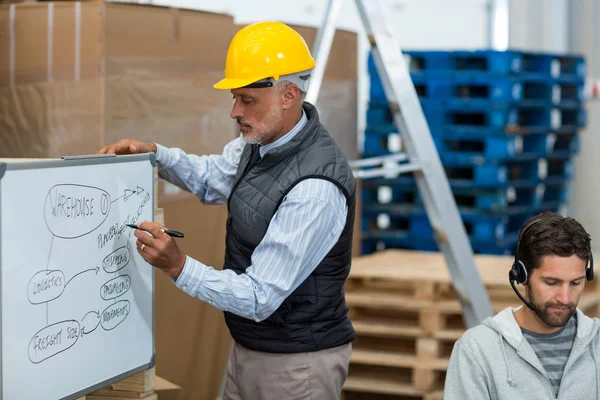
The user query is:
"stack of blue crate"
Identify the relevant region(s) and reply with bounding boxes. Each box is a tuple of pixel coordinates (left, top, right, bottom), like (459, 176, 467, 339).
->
(362, 50, 587, 255)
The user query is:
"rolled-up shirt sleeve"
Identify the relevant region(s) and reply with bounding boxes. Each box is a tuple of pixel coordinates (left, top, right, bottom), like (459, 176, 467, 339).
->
(154, 137, 244, 205)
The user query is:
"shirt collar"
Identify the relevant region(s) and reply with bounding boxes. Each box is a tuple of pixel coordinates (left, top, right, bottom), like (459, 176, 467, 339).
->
(258, 108, 307, 158)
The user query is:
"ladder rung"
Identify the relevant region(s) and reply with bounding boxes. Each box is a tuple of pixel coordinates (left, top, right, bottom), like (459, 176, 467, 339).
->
(349, 153, 409, 168)
(353, 163, 421, 179)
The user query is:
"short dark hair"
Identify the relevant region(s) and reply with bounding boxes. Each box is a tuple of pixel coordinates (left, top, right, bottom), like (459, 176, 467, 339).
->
(518, 211, 592, 273)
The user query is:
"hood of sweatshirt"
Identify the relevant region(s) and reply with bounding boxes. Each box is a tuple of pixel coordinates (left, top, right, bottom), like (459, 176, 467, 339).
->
(482, 307, 600, 388)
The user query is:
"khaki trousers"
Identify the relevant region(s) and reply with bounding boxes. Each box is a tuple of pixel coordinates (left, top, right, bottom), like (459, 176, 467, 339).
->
(222, 342, 352, 400)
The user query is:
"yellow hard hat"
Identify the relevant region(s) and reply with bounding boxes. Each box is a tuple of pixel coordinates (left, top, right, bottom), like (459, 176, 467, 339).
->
(214, 21, 316, 90)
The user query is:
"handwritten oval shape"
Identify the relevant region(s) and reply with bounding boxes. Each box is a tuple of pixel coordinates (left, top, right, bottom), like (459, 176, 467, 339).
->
(100, 275, 131, 300)
(44, 184, 111, 239)
(102, 246, 130, 273)
(101, 300, 130, 331)
(28, 320, 80, 364)
(27, 270, 66, 304)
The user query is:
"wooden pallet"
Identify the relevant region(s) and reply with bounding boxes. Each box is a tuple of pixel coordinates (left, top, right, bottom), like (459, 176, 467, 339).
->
(344, 364, 443, 400)
(343, 250, 600, 397)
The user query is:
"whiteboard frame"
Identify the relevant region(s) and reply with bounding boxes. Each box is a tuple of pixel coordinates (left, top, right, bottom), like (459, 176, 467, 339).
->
(0, 153, 156, 400)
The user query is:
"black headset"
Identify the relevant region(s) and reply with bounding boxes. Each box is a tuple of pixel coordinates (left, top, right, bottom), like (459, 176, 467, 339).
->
(509, 218, 594, 311)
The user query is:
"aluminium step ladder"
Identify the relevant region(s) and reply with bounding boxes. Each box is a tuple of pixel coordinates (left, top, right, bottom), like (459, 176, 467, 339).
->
(307, 0, 494, 328)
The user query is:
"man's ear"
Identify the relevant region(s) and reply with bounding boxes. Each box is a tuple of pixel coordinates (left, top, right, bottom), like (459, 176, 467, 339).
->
(282, 84, 300, 110)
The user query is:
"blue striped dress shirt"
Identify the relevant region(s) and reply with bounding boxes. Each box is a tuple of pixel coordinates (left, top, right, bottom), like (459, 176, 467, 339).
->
(155, 110, 348, 322)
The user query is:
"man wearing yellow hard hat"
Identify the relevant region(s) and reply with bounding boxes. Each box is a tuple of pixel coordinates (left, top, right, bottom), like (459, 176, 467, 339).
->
(99, 22, 356, 399)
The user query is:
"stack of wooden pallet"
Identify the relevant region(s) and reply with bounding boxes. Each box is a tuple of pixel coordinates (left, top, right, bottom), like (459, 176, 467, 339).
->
(342, 250, 600, 400)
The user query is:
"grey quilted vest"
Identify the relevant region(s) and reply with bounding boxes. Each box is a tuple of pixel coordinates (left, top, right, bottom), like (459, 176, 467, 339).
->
(223, 102, 356, 353)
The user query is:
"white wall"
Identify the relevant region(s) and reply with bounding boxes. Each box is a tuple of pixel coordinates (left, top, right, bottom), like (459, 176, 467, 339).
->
(509, 0, 569, 52)
(568, 0, 600, 250)
(507, 0, 600, 248)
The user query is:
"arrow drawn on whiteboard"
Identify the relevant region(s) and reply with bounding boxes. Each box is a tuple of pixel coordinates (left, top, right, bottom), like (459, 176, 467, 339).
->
(81, 310, 100, 336)
(65, 267, 100, 288)
(111, 186, 145, 203)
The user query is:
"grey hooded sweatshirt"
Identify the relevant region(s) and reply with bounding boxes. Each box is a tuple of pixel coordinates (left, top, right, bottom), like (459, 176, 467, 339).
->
(444, 307, 600, 400)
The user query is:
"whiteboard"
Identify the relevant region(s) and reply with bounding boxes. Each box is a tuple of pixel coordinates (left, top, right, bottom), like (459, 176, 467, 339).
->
(0, 154, 155, 400)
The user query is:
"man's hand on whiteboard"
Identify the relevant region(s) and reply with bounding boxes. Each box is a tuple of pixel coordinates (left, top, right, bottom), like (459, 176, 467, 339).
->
(98, 139, 157, 155)
(134, 221, 186, 280)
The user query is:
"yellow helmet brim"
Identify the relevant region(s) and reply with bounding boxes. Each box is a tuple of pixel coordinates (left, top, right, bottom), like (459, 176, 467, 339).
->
(213, 77, 263, 90)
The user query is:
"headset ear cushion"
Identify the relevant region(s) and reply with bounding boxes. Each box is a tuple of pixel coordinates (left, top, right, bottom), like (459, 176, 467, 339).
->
(508, 264, 519, 282)
(509, 261, 527, 284)
(509, 263, 518, 281)
(587, 253, 594, 281)
(514, 260, 528, 284)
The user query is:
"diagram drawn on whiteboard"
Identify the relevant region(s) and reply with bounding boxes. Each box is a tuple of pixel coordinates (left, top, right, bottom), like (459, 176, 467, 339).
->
(27, 183, 151, 364)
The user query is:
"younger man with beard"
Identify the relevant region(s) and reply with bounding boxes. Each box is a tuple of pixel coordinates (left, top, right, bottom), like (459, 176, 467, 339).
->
(444, 211, 600, 400)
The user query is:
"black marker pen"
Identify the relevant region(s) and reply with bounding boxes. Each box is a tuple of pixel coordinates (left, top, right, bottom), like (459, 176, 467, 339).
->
(126, 224, 184, 238)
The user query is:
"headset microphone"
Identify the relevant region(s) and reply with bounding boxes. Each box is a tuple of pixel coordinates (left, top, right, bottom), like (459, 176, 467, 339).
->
(509, 264, 536, 312)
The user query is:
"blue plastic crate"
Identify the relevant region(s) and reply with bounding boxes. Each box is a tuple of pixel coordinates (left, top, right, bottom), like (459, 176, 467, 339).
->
(551, 106, 587, 131)
(369, 50, 586, 79)
(437, 132, 579, 163)
(361, 235, 520, 256)
(444, 157, 573, 186)
(362, 207, 531, 242)
(366, 103, 442, 126)
(366, 106, 392, 126)
(371, 74, 586, 107)
(363, 131, 402, 157)
(370, 75, 586, 110)
(359, 157, 571, 187)
(363, 131, 579, 161)
(554, 77, 587, 107)
(549, 54, 586, 79)
(362, 180, 568, 214)
(437, 103, 553, 135)
(367, 101, 570, 136)
(382, 50, 524, 76)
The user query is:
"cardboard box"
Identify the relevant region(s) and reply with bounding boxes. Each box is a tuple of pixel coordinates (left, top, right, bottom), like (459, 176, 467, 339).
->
(0, 1, 103, 158)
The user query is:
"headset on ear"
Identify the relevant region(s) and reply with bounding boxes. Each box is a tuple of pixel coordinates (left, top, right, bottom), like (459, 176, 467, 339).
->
(509, 218, 594, 311)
